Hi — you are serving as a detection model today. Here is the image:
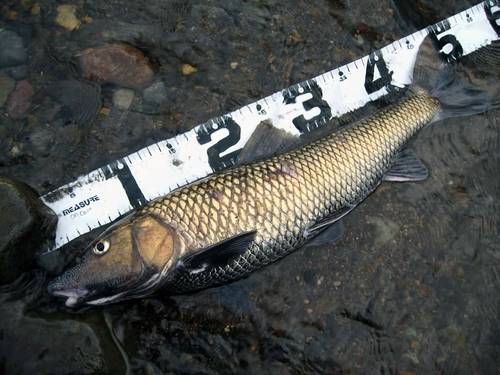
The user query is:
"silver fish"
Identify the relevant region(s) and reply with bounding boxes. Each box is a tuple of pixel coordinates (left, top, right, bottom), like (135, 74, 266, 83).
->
(48, 37, 490, 307)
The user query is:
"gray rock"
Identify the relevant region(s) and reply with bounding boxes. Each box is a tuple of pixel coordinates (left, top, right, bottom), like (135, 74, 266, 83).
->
(143, 81, 167, 104)
(0, 30, 28, 69)
(113, 88, 134, 109)
(190, 4, 230, 20)
(6, 64, 29, 80)
(0, 75, 15, 107)
(365, 215, 401, 248)
(0, 300, 106, 374)
(0, 178, 57, 284)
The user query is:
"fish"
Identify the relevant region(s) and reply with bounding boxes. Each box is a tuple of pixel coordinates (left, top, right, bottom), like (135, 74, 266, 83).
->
(48, 36, 491, 307)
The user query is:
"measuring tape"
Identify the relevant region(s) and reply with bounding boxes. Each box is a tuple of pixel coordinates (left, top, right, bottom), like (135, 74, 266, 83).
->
(41, 1, 500, 252)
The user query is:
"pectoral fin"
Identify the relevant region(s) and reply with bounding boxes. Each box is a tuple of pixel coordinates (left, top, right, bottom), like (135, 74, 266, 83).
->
(383, 149, 429, 182)
(176, 231, 257, 274)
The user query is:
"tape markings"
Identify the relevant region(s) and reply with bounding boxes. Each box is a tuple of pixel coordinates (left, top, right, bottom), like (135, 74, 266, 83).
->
(41, 1, 500, 252)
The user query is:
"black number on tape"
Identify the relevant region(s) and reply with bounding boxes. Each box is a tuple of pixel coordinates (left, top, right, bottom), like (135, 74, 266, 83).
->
(196, 117, 242, 171)
(166, 143, 176, 154)
(364, 52, 393, 95)
(434, 34, 463, 61)
(427, 20, 463, 62)
(283, 80, 332, 134)
(486, 2, 500, 37)
(103, 160, 146, 208)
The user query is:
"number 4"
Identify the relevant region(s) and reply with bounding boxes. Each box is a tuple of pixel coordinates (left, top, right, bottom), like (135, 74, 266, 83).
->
(364, 53, 393, 95)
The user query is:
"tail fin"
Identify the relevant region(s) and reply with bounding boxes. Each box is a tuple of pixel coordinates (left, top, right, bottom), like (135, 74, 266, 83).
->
(411, 35, 493, 121)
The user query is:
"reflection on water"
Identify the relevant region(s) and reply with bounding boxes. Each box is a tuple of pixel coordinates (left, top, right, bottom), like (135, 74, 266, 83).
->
(0, 0, 499, 374)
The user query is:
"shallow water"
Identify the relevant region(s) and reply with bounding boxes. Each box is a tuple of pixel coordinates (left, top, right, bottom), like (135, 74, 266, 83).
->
(1, 0, 499, 374)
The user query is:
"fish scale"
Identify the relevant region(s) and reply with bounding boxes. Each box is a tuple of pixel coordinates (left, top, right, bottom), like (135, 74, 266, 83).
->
(137, 91, 441, 294)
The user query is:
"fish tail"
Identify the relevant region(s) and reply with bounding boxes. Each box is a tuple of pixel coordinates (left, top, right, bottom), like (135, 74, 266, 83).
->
(411, 35, 494, 121)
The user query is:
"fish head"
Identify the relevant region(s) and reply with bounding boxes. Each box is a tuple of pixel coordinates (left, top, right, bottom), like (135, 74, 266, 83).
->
(48, 213, 182, 307)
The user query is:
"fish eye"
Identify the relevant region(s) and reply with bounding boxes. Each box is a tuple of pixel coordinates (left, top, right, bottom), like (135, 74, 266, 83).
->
(93, 239, 110, 255)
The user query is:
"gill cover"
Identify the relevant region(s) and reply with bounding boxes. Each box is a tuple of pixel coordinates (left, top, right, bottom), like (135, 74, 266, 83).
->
(48, 214, 180, 306)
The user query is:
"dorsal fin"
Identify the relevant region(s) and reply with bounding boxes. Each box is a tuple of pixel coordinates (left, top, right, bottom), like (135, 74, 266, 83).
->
(236, 120, 301, 165)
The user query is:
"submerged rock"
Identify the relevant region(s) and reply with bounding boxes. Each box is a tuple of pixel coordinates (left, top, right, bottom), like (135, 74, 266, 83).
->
(56, 4, 82, 31)
(0, 30, 28, 69)
(365, 215, 401, 248)
(143, 81, 167, 104)
(79, 44, 155, 89)
(0, 177, 57, 284)
(181, 63, 198, 75)
(6, 64, 29, 80)
(7, 80, 34, 120)
(0, 75, 16, 107)
(0, 300, 105, 374)
(112, 88, 134, 109)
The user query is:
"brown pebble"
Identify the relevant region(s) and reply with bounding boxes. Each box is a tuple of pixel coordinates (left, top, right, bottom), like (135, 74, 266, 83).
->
(20, 0, 32, 10)
(99, 107, 111, 116)
(9, 11, 18, 21)
(181, 63, 197, 75)
(56, 5, 81, 31)
(7, 80, 34, 120)
(79, 44, 154, 89)
(31, 5, 41, 15)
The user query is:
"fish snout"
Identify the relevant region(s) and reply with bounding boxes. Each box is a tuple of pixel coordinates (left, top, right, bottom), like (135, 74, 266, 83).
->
(50, 288, 90, 307)
(48, 277, 90, 307)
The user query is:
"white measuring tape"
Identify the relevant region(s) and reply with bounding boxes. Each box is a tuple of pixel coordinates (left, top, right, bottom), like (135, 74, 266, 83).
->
(41, 1, 500, 252)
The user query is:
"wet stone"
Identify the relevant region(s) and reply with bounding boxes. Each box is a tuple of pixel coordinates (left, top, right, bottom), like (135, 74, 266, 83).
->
(0, 30, 28, 69)
(5, 64, 29, 80)
(190, 5, 229, 20)
(302, 268, 317, 286)
(56, 4, 81, 31)
(113, 88, 135, 109)
(0, 300, 105, 374)
(0, 177, 57, 284)
(143, 81, 167, 104)
(0, 75, 16, 107)
(366, 215, 400, 248)
(7, 80, 34, 120)
(79, 44, 155, 89)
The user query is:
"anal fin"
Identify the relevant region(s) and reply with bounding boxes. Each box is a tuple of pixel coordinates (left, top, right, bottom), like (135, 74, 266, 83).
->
(303, 220, 344, 249)
(305, 204, 355, 237)
(383, 149, 429, 182)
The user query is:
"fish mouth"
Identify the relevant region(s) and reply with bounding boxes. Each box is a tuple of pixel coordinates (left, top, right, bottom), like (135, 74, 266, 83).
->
(51, 288, 128, 307)
(52, 289, 90, 307)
